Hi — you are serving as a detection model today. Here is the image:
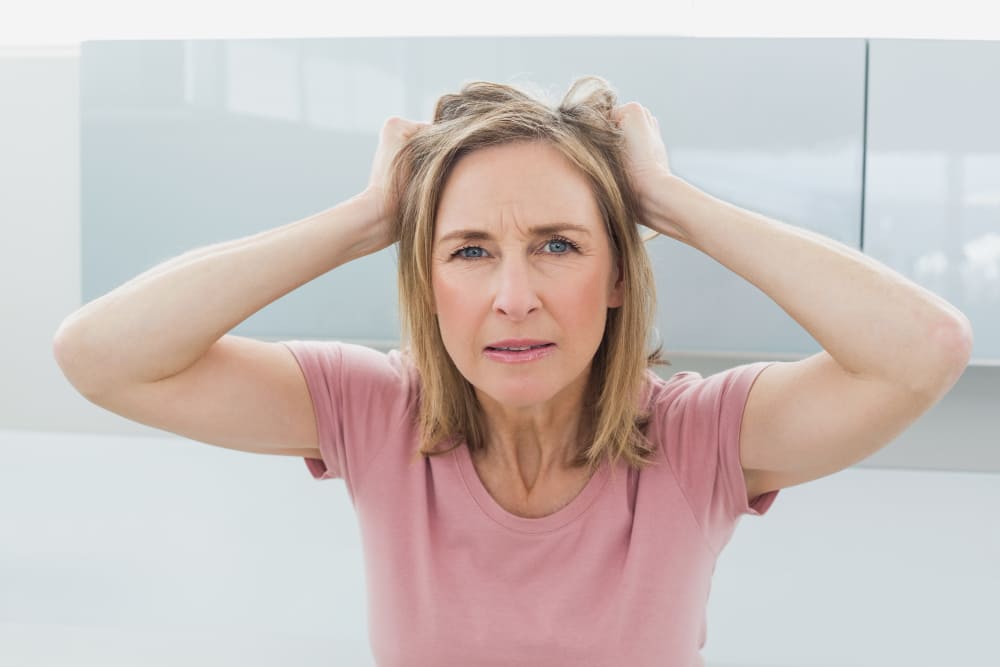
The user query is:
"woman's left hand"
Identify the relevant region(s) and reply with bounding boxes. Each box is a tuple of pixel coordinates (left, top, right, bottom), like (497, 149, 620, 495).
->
(611, 102, 683, 237)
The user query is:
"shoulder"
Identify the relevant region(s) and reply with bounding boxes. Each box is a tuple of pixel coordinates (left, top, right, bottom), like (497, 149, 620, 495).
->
(283, 340, 421, 408)
(642, 367, 703, 411)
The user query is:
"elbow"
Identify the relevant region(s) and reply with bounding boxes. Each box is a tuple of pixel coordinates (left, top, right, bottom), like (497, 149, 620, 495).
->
(913, 317, 973, 400)
(941, 314, 974, 368)
(52, 328, 102, 399)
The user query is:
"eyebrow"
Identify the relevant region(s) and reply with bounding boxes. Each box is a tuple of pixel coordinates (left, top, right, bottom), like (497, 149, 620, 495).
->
(436, 223, 593, 246)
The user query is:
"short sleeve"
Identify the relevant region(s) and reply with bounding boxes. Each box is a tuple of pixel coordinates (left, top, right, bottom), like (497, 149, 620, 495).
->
(655, 361, 780, 554)
(279, 340, 417, 501)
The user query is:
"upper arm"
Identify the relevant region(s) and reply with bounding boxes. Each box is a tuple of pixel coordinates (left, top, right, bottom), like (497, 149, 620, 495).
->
(740, 350, 962, 503)
(67, 335, 322, 458)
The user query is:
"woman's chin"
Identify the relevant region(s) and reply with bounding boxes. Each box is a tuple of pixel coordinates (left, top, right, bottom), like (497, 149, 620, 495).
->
(475, 382, 559, 410)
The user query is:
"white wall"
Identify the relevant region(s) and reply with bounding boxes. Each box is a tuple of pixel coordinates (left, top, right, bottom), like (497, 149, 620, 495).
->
(4, 1, 1000, 45)
(2, 46, 998, 666)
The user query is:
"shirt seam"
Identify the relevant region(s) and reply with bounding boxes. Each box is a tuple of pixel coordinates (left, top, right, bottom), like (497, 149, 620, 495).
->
(655, 392, 721, 559)
(342, 348, 409, 501)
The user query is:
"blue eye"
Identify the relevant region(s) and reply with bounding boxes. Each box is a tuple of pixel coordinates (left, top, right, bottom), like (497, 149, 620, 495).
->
(451, 235, 580, 260)
(455, 246, 487, 259)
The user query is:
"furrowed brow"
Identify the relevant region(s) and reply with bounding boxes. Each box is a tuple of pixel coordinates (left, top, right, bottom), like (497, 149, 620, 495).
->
(436, 223, 592, 246)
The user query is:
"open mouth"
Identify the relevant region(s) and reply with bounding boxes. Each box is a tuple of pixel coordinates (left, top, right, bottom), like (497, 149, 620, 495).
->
(485, 343, 555, 351)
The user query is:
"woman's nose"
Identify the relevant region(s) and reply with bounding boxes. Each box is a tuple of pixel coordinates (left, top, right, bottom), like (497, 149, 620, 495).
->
(491, 257, 542, 320)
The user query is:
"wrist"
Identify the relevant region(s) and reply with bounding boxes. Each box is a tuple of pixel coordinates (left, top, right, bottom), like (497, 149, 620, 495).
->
(327, 190, 393, 259)
(640, 173, 703, 245)
(348, 187, 387, 225)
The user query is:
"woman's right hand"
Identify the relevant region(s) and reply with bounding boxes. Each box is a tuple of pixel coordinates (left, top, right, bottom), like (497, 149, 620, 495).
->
(362, 116, 431, 231)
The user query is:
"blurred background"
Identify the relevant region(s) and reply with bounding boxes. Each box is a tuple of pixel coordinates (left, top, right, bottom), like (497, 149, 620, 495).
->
(2, 1, 998, 665)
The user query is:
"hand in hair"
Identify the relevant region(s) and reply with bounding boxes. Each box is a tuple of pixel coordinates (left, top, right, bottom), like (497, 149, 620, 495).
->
(612, 101, 673, 187)
(612, 102, 684, 238)
(365, 116, 431, 224)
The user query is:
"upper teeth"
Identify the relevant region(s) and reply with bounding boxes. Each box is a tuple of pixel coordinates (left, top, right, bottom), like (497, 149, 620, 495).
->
(497, 345, 542, 351)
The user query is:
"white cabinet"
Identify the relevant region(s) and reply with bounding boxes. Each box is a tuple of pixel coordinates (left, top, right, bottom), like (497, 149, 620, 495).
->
(82, 37, 992, 362)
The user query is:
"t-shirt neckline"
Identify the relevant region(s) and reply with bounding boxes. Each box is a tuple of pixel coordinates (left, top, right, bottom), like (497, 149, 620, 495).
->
(454, 441, 612, 533)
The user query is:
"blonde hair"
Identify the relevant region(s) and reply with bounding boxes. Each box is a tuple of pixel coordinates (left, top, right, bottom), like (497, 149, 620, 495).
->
(386, 75, 671, 477)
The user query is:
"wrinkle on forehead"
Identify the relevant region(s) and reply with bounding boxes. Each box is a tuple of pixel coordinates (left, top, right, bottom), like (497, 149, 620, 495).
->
(436, 205, 596, 246)
(432, 141, 610, 251)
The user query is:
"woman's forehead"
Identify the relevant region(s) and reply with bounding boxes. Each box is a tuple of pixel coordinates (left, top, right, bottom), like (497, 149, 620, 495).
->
(434, 189, 604, 245)
(438, 143, 597, 213)
(434, 218, 598, 247)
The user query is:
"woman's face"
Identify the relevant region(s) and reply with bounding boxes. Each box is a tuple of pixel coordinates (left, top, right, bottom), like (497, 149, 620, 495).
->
(430, 140, 624, 410)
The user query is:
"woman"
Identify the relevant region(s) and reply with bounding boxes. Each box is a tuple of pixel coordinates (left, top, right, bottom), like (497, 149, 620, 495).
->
(286, 76, 969, 665)
(55, 75, 971, 666)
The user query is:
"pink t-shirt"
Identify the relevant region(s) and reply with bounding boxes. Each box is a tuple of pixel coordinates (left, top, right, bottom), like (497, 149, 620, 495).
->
(281, 340, 779, 667)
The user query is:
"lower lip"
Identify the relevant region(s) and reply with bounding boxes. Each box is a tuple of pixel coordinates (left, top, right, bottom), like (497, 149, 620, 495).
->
(483, 344, 556, 363)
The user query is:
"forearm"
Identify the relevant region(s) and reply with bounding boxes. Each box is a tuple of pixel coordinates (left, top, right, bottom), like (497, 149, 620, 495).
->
(54, 191, 384, 392)
(648, 175, 973, 392)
